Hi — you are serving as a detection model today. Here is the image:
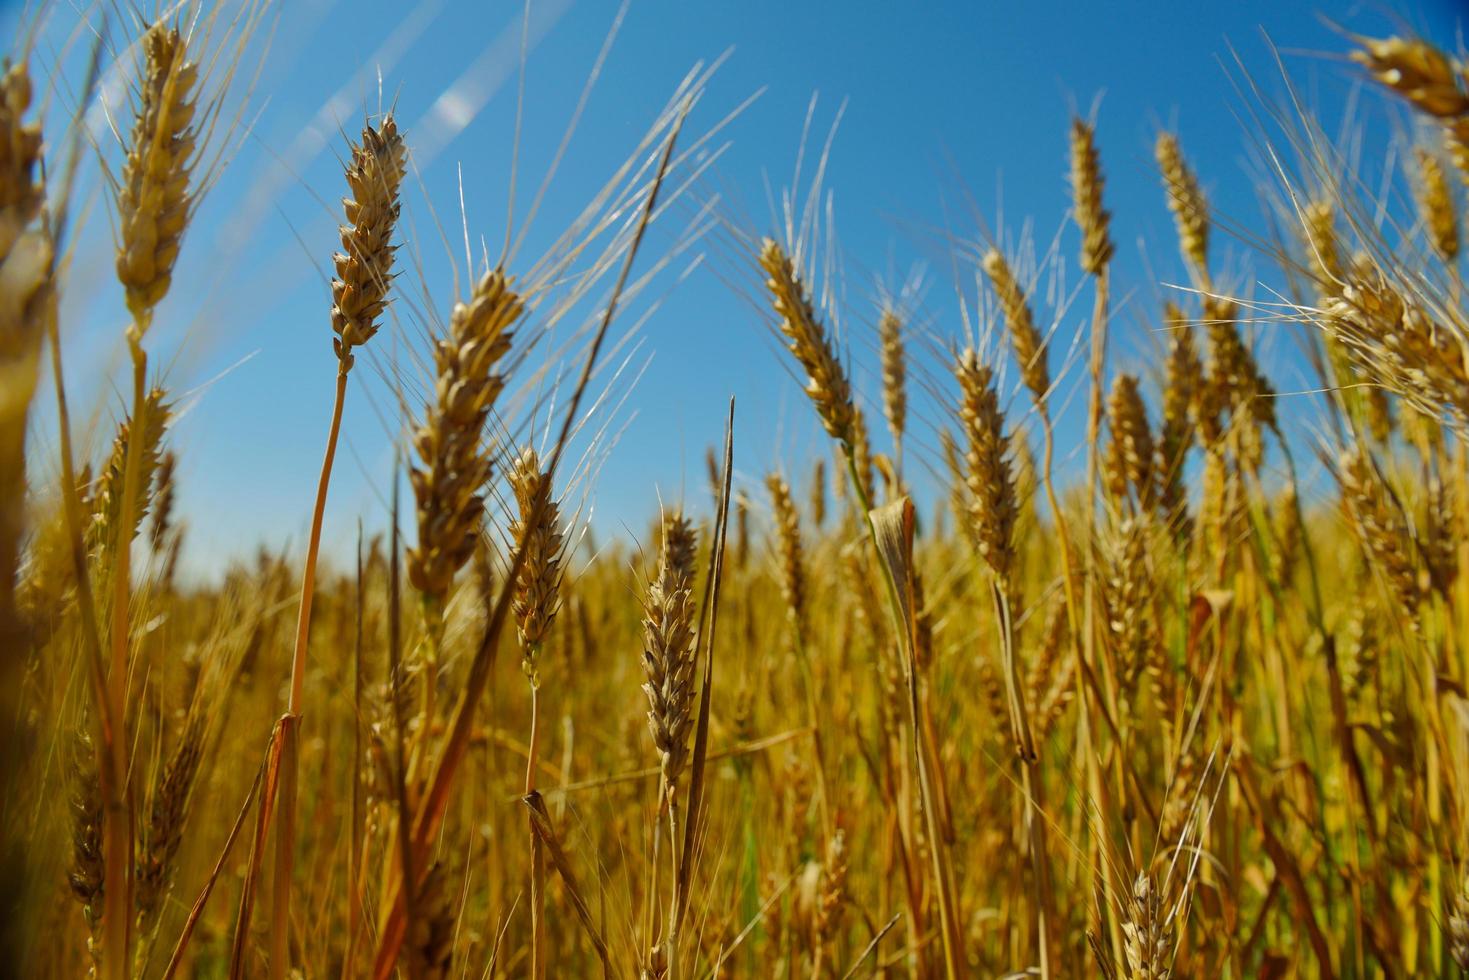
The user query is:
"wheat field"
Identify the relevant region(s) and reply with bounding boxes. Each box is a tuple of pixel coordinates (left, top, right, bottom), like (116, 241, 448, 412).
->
(5, 3, 1469, 978)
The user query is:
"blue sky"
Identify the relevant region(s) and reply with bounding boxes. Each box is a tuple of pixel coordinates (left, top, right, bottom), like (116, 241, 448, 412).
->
(10, 0, 1464, 580)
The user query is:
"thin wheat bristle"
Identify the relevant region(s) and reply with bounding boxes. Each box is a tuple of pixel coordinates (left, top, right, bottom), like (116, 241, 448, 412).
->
(982, 248, 1049, 402)
(1155, 132, 1209, 279)
(115, 22, 199, 324)
(759, 238, 856, 446)
(640, 511, 698, 802)
(407, 268, 522, 600)
(332, 114, 408, 367)
(1070, 118, 1114, 275)
(954, 348, 1017, 588)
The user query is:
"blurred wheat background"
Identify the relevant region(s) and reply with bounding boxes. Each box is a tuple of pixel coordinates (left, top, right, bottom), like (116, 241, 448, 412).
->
(3, 1, 1469, 977)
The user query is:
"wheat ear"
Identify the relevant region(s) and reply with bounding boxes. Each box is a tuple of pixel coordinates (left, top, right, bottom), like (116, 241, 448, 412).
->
(760, 238, 856, 447)
(407, 269, 522, 601)
(1156, 132, 1209, 284)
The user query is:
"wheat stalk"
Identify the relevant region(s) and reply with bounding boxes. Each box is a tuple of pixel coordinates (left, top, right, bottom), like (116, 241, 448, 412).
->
(272, 113, 408, 980)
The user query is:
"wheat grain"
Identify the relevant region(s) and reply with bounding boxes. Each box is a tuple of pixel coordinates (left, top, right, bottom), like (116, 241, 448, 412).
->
(766, 473, 807, 644)
(954, 348, 1017, 588)
(1339, 448, 1421, 611)
(509, 447, 564, 685)
(641, 512, 698, 803)
(332, 115, 408, 368)
(1353, 36, 1469, 118)
(1415, 147, 1460, 261)
(1450, 871, 1469, 970)
(1070, 118, 1114, 275)
(90, 388, 170, 562)
(136, 706, 206, 925)
(983, 248, 1049, 402)
(1104, 373, 1155, 511)
(760, 238, 855, 446)
(407, 269, 521, 600)
(115, 22, 198, 325)
(879, 307, 908, 455)
(1156, 132, 1209, 281)
(1121, 872, 1173, 980)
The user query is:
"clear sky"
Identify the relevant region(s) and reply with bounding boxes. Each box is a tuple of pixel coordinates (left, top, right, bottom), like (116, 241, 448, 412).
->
(9, 0, 1464, 580)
